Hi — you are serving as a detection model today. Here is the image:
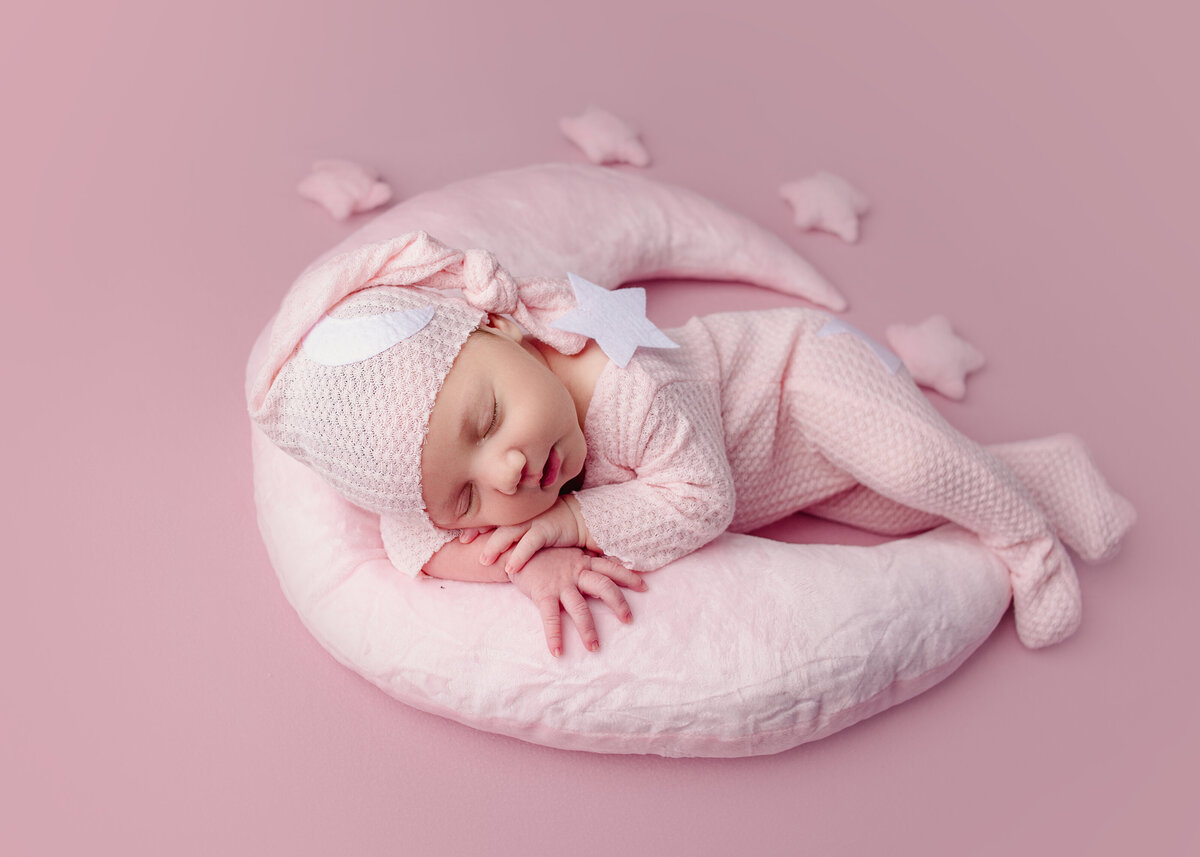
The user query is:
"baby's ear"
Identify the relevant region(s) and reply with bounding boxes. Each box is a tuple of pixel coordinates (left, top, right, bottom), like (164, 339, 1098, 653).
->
(482, 313, 524, 343)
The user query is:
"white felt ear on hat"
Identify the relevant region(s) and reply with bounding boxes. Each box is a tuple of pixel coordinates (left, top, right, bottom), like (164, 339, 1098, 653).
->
(301, 306, 436, 366)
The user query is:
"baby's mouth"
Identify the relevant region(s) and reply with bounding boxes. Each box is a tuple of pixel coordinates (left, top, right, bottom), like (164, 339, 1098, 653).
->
(540, 447, 561, 488)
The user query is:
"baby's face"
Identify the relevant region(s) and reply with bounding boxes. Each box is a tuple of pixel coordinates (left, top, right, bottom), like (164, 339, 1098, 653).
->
(421, 320, 586, 531)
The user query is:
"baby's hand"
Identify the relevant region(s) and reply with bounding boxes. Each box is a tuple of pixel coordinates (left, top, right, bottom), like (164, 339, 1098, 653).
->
(508, 547, 647, 657)
(478, 497, 588, 575)
(457, 526, 493, 544)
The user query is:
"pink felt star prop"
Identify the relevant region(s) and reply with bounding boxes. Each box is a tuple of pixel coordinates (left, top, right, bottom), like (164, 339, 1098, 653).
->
(885, 315, 986, 400)
(559, 107, 651, 167)
(779, 171, 870, 242)
(550, 273, 677, 367)
(297, 159, 393, 221)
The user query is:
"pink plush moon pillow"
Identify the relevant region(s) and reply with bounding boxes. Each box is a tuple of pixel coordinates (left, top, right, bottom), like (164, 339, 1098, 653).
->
(248, 163, 1011, 757)
(299, 162, 847, 311)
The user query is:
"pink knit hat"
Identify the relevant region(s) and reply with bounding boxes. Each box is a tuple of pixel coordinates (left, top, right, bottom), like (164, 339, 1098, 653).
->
(248, 231, 589, 578)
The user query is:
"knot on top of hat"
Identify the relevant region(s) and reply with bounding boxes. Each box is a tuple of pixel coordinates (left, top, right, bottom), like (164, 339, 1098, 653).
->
(460, 249, 521, 314)
(455, 248, 590, 356)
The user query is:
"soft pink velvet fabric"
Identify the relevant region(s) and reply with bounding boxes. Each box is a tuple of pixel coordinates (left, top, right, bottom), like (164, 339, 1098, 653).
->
(312, 163, 848, 310)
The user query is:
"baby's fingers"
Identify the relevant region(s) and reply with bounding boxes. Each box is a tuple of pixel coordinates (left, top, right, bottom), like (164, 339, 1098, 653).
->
(560, 587, 600, 653)
(458, 527, 492, 544)
(479, 525, 525, 566)
(578, 568, 634, 625)
(591, 556, 648, 592)
(534, 595, 564, 658)
(504, 531, 550, 576)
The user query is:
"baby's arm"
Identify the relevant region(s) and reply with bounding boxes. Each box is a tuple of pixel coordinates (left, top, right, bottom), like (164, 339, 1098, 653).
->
(422, 536, 514, 583)
(575, 380, 737, 571)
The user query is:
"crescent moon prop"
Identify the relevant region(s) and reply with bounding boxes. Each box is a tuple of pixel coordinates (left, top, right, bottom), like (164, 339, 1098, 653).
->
(246, 164, 1010, 757)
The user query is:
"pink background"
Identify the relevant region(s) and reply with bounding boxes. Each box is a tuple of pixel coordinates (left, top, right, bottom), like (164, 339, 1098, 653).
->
(6, 1, 1197, 854)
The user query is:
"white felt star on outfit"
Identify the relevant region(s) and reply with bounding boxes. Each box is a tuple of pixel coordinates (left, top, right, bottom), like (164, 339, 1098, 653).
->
(818, 317, 903, 374)
(779, 171, 870, 243)
(885, 315, 986, 400)
(550, 273, 677, 368)
(559, 106, 652, 167)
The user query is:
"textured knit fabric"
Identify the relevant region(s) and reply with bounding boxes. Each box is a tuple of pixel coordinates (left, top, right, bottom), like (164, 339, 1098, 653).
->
(808, 434, 1135, 564)
(253, 286, 482, 576)
(576, 308, 1131, 649)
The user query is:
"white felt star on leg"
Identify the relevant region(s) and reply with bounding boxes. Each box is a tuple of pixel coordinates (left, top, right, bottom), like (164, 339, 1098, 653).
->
(779, 171, 870, 242)
(550, 273, 677, 367)
(885, 315, 986, 400)
(559, 107, 651, 167)
(818, 317, 903, 374)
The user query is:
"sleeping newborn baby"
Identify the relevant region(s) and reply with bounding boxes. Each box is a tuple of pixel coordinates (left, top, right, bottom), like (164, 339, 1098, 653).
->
(251, 232, 1135, 657)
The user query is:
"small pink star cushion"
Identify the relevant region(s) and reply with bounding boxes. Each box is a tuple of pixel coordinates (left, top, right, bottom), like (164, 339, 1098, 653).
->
(297, 159, 393, 221)
(885, 315, 986, 400)
(779, 171, 870, 242)
(559, 107, 651, 167)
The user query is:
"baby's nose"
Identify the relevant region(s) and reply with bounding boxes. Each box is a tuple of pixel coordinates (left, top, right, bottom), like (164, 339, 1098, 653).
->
(493, 448, 527, 495)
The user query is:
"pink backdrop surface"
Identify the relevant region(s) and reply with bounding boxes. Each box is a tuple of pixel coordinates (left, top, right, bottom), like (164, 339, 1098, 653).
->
(5, 1, 1197, 854)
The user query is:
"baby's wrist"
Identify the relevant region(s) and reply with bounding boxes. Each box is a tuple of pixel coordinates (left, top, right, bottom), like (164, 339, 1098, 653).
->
(561, 495, 590, 549)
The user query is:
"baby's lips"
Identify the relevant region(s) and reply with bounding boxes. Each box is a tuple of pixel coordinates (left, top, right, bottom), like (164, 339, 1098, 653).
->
(540, 447, 562, 487)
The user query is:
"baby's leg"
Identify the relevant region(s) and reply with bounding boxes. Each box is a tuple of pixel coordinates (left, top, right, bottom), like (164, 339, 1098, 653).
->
(807, 436, 1135, 561)
(806, 485, 945, 536)
(786, 326, 1080, 648)
(989, 435, 1135, 562)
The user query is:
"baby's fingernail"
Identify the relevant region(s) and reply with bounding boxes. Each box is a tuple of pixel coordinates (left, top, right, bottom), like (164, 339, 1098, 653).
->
(588, 640, 600, 652)
(551, 646, 562, 658)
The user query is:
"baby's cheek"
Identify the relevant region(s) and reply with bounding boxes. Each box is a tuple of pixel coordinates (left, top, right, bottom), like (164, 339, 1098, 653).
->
(490, 493, 558, 528)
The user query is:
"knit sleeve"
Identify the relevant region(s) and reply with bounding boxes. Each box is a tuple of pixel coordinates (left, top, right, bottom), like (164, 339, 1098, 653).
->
(573, 381, 735, 570)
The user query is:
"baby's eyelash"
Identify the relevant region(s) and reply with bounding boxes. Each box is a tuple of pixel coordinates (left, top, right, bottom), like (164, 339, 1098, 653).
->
(458, 397, 499, 521)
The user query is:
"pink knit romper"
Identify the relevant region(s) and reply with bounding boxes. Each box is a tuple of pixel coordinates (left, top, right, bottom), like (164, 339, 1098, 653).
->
(575, 307, 1086, 648)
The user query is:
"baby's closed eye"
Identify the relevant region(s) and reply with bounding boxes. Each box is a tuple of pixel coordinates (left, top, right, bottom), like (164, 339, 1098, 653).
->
(455, 485, 472, 518)
(478, 395, 498, 438)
